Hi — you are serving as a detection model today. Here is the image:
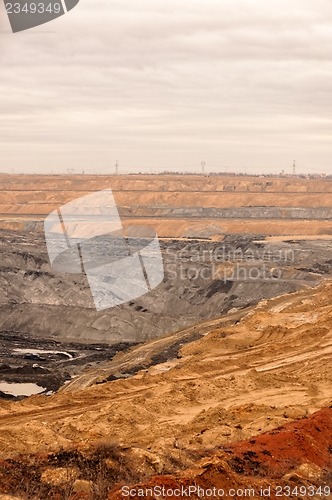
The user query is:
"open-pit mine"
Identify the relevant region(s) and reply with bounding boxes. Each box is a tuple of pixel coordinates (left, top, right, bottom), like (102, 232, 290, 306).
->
(0, 174, 332, 499)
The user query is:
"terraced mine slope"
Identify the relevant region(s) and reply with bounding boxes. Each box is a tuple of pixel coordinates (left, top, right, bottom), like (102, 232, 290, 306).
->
(2, 174, 332, 345)
(2, 174, 332, 237)
(1, 229, 331, 346)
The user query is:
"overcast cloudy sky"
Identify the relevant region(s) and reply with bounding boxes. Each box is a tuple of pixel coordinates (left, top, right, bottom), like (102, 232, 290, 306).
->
(1, 0, 332, 174)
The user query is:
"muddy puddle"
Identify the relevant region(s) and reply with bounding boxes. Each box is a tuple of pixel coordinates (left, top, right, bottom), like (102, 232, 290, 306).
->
(0, 382, 46, 397)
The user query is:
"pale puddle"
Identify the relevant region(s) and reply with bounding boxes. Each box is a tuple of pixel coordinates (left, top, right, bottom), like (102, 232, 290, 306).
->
(0, 382, 46, 397)
(13, 348, 73, 359)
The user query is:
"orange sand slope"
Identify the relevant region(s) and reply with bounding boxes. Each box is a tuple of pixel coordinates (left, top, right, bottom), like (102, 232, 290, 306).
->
(0, 279, 331, 458)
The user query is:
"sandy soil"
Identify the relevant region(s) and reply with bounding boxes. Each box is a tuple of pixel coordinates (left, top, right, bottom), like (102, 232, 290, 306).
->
(1, 408, 331, 498)
(107, 408, 332, 500)
(0, 280, 331, 461)
(0, 282, 331, 496)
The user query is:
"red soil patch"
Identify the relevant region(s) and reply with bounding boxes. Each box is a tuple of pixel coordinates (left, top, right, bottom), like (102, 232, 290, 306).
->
(0, 408, 331, 499)
(225, 407, 332, 477)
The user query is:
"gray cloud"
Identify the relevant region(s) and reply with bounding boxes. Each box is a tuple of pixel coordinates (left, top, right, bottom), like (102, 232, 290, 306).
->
(1, 0, 332, 174)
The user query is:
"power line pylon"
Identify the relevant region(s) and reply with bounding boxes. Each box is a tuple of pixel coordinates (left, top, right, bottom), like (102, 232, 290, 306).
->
(292, 160, 296, 176)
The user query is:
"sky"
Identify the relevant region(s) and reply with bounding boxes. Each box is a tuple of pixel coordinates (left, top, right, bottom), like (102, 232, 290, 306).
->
(1, 0, 332, 175)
